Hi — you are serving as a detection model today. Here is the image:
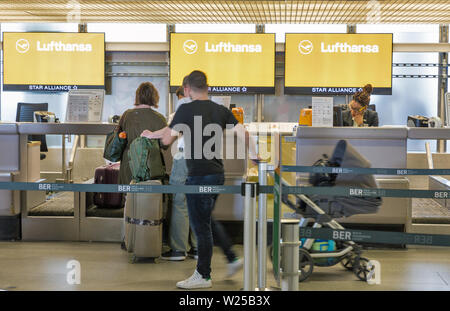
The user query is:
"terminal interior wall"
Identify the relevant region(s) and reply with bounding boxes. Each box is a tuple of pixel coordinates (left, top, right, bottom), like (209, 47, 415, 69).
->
(0, 23, 447, 153)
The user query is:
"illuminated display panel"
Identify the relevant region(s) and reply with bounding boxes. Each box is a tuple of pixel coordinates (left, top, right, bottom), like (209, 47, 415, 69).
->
(285, 33, 393, 95)
(170, 33, 275, 94)
(3, 32, 105, 92)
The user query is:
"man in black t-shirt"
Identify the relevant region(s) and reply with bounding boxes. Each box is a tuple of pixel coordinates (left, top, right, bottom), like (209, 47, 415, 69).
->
(168, 96, 240, 176)
(141, 70, 258, 289)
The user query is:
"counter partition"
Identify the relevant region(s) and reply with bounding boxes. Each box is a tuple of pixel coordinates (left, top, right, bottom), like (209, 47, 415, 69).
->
(0, 122, 117, 241)
(0, 123, 19, 172)
(295, 126, 409, 169)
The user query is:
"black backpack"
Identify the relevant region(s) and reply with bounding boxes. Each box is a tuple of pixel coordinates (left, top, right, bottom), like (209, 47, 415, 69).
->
(308, 154, 340, 187)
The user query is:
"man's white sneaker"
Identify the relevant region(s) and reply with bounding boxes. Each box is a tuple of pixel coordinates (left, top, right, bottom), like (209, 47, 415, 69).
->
(226, 258, 243, 278)
(176, 270, 212, 289)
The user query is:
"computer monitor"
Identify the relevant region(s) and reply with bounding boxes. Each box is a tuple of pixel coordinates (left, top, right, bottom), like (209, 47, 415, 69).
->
(333, 106, 343, 127)
(16, 102, 49, 152)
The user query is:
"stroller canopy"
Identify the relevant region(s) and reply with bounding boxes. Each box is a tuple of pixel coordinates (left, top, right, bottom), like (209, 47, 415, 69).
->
(308, 140, 383, 218)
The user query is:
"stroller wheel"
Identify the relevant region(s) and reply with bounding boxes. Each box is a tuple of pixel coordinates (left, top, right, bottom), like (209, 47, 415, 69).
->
(353, 257, 370, 281)
(298, 249, 314, 282)
(340, 255, 356, 271)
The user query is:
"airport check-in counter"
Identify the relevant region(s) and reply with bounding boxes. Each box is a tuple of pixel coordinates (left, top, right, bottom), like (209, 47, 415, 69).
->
(5, 122, 249, 241)
(213, 130, 249, 221)
(291, 126, 450, 230)
(0, 123, 21, 240)
(408, 127, 450, 219)
(2, 121, 449, 240)
(15, 122, 115, 241)
(78, 130, 249, 241)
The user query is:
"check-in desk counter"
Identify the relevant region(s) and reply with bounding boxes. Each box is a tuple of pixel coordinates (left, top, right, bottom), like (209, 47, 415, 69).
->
(247, 122, 298, 183)
(407, 127, 450, 232)
(0, 123, 20, 173)
(13, 123, 250, 241)
(212, 130, 249, 221)
(294, 126, 411, 228)
(16, 122, 115, 241)
(17, 122, 115, 135)
(0, 123, 21, 239)
(407, 127, 450, 140)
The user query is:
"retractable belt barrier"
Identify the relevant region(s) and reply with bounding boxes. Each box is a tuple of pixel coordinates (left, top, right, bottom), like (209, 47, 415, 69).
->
(299, 227, 450, 247)
(0, 182, 448, 199)
(282, 186, 450, 199)
(279, 165, 450, 248)
(282, 165, 450, 176)
(280, 165, 450, 198)
(0, 182, 243, 194)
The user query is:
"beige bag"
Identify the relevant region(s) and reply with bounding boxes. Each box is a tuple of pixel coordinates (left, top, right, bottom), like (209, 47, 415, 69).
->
(125, 180, 163, 263)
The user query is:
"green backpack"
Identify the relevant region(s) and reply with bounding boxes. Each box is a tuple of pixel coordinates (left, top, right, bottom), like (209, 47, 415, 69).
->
(128, 137, 166, 182)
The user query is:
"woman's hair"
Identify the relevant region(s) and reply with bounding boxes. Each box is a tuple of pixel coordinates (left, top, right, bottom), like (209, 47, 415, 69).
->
(175, 86, 184, 98)
(352, 84, 373, 107)
(134, 82, 159, 108)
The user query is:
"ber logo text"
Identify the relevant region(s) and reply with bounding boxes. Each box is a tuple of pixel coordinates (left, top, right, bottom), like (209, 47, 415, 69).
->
(199, 186, 214, 193)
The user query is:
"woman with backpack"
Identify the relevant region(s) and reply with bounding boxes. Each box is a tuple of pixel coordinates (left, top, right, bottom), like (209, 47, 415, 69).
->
(117, 82, 168, 185)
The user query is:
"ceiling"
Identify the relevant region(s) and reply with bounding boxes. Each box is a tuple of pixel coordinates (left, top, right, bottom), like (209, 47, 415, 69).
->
(0, 0, 449, 24)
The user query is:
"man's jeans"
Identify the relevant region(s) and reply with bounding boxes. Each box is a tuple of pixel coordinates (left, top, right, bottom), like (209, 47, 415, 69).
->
(185, 174, 237, 279)
(169, 152, 197, 253)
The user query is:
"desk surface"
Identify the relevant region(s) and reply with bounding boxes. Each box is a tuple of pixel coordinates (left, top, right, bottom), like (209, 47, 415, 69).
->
(1, 122, 449, 138)
(294, 126, 450, 140)
(0, 123, 18, 134)
(16, 122, 116, 135)
(296, 126, 409, 139)
(407, 127, 450, 139)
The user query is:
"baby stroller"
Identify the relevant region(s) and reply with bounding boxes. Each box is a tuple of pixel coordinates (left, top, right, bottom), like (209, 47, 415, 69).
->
(280, 139, 382, 282)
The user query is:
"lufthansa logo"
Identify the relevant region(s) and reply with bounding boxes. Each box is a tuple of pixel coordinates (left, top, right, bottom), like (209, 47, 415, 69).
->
(16, 39, 30, 53)
(298, 40, 313, 55)
(183, 40, 198, 54)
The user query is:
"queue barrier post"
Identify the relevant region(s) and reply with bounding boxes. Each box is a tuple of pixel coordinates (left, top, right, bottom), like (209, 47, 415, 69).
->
(257, 161, 268, 291)
(280, 219, 300, 291)
(242, 182, 258, 291)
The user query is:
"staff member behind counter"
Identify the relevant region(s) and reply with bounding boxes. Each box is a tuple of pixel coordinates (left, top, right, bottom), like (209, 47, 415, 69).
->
(342, 84, 379, 127)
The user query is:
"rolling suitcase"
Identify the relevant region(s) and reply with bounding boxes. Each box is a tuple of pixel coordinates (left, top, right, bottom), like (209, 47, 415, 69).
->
(125, 179, 163, 263)
(93, 163, 124, 209)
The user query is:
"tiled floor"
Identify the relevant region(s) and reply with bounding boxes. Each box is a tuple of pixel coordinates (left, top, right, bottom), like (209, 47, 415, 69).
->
(0, 242, 449, 291)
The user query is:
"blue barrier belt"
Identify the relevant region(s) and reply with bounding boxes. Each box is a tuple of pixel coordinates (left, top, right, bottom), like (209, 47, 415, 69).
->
(0, 182, 243, 194)
(282, 186, 450, 199)
(282, 165, 450, 175)
(0, 182, 448, 198)
(299, 227, 450, 247)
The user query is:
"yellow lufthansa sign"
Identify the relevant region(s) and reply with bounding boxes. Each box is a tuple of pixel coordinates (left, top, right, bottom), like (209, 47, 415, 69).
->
(285, 33, 393, 95)
(170, 33, 275, 93)
(3, 32, 104, 91)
